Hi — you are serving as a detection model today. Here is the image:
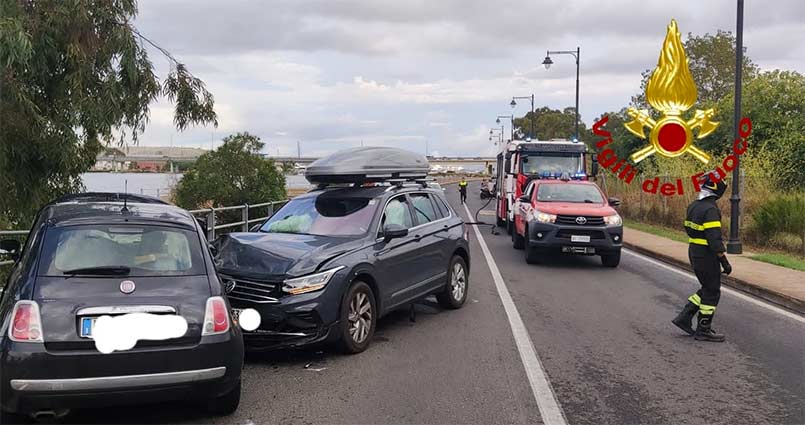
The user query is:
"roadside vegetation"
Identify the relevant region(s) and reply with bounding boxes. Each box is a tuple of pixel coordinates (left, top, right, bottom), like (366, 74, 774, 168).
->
(598, 31, 804, 261)
(173, 132, 287, 224)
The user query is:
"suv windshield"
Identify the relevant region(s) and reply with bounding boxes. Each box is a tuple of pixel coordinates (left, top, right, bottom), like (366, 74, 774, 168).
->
(521, 154, 582, 175)
(537, 184, 604, 203)
(260, 195, 378, 236)
(39, 225, 205, 277)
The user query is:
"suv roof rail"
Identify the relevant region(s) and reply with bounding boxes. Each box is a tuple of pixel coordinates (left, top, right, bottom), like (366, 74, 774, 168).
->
(51, 192, 170, 206)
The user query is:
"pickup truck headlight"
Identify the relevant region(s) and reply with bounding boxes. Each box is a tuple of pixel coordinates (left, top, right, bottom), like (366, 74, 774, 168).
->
(604, 214, 622, 226)
(535, 211, 557, 224)
(282, 266, 346, 295)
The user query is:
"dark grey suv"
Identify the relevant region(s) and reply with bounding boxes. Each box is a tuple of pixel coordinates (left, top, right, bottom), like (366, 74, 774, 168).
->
(215, 183, 470, 353)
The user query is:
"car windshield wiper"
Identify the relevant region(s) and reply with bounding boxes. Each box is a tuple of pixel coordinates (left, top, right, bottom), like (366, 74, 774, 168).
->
(583, 199, 597, 203)
(63, 266, 131, 276)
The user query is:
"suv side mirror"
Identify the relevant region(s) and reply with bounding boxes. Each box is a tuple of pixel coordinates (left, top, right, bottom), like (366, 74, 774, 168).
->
(608, 197, 621, 207)
(382, 224, 409, 242)
(196, 217, 208, 235)
(518, 195, 530, 203)
(0, 239, 21, 261)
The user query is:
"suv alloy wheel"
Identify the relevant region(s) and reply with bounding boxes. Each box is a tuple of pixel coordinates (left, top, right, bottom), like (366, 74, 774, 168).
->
(339, 281, 376, 354)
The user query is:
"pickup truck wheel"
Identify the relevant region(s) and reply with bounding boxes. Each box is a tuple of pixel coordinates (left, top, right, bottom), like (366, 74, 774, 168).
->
(437, 256, 468, 309)
(496, 216, 505, 227)
(338, 281, 376, 354)
(601, 251, 621, 268)
(524, 228, 541, 264)
(506, 219, 513, 235)
(512, 226, 525, 250)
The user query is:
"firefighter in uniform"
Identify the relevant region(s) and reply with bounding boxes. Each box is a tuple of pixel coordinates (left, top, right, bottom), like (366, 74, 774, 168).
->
(458, 178, 468, 204)
(672, 172, 732, 342)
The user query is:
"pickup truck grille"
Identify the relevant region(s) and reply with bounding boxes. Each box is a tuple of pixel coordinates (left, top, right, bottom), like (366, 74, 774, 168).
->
(220, 275, 281, 304)
(556, 215, 605, 226)
(556, 229, 607, 240)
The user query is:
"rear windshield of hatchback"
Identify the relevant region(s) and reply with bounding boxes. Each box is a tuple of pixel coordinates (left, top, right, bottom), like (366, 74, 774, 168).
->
(38, 225, 206, 277)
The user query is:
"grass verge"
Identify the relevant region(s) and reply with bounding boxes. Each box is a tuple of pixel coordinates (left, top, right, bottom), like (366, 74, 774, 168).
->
(623, 219, 805, 272)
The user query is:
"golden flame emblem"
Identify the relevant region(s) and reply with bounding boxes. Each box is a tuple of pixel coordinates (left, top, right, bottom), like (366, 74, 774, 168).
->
(625, 19, 719, 164)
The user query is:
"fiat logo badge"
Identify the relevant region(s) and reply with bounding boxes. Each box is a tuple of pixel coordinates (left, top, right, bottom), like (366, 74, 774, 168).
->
(119, 280, 136, 294)
(575, 216, 587, 225)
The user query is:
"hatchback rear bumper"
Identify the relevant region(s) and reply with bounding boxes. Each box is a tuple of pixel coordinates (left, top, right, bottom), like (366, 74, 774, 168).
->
(11, 366, 226, 392)
(0, 334, 242, 414)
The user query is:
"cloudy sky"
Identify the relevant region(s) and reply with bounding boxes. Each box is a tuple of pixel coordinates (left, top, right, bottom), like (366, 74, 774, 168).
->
(134, 0, 804, 158)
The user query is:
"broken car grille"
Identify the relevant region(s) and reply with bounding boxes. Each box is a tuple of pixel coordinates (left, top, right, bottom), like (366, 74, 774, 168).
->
(220, 275, 281, 304)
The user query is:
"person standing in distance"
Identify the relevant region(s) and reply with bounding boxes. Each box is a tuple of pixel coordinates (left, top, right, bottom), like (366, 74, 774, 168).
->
(458, 177, 468, 204)
(672, 172, 732, 342)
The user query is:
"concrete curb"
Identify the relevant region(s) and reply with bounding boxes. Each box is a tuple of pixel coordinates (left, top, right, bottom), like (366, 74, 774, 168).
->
(623, 241, 805, 315)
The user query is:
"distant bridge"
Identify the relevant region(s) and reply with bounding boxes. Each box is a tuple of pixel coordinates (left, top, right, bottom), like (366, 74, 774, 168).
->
(270, 156, 496, 165)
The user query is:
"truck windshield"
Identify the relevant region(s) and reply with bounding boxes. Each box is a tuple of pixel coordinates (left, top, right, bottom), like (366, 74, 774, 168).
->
(521, 154, 582, 175)
(537, 184, 604, 203)
(260, 195, 378, 237)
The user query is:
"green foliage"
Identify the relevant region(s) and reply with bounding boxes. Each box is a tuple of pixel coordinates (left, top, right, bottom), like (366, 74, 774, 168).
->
(632, 30, 759, 109)
(708, 70, 805, 187)
(174, 133, 286, 210)
(749, 253, 805, 272)
(751, 193, 805, 257)
(0, 0, 217, 226)
(514, 106, 594, 142)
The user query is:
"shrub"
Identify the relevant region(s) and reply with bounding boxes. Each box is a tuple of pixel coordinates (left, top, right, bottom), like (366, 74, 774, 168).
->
(752, 194, 805, 257)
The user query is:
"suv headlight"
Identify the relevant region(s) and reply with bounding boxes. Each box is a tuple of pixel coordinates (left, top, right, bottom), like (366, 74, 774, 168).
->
(604, 214, 622, 226)
(283, 266, 346, 295)
(535, 211, 557, 224)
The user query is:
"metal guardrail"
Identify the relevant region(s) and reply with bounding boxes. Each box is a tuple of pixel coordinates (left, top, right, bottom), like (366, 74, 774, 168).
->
(188, 200, 288, 241)
(0, 200, 289, 268)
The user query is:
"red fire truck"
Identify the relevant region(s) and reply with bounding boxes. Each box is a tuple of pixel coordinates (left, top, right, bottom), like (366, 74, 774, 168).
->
(495, 139, 590, 234)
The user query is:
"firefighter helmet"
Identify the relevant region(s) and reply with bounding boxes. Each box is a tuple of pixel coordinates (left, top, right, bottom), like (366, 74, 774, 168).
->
(699, 171, 727, 199)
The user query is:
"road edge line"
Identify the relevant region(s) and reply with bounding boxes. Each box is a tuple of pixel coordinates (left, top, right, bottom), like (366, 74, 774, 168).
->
(461, 203, 568, 425)
(623, 249, 805, 324)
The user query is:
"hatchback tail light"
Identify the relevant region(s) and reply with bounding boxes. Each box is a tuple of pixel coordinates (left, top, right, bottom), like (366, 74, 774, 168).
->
(202, 297, 230, 335)
(9, 301, 44, 343)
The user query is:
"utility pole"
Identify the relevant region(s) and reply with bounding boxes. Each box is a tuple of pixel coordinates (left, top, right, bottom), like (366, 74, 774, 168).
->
(727, 0, 744, 254)
(425, 140, 429, 157)
(297, 141, 301, 159)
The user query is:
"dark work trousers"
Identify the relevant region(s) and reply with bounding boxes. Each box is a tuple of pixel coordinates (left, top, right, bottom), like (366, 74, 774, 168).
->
(459, 188, 467, 204)
(688, 252, 722, 313)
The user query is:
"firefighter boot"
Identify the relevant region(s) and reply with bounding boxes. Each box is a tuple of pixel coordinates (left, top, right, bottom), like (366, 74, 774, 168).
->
(694, 315, 725, 342)
(671, 302, 698, 335)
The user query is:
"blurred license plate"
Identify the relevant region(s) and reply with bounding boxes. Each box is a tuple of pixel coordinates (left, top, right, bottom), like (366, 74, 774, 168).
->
(230, 308, 242, 322)
(571, 235, 591, 243)
(80, 317, 97, 338)
(563, 246, 595, 254)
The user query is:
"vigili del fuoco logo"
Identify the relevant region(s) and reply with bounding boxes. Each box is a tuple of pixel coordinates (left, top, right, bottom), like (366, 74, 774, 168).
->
(592, 19, 752, 197)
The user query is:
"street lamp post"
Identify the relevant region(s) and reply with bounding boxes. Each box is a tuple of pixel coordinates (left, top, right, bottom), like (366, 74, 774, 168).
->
(543, 47, 580, 141)
(510, 95, 535, 138)
(727, 0, 744, 254)
(496, 115, 514, 141)
(489, 128, 503, 145)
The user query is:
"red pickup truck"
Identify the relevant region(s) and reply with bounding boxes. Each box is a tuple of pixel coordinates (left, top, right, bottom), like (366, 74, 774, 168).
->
(512, 177, 623, 267)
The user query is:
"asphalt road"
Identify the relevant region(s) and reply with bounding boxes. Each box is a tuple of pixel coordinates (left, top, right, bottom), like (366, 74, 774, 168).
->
(60, 185, 804, 424)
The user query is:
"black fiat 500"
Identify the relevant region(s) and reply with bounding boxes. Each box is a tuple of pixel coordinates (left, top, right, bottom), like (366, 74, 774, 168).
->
(215, 147, 471, 354)
(0, 194, 243, 421)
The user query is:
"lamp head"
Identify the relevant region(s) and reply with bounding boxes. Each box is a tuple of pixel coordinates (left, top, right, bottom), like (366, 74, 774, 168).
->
(542, 55, 553, 69)
(496, 117, 501, 124)
(510, 99, 517, 108)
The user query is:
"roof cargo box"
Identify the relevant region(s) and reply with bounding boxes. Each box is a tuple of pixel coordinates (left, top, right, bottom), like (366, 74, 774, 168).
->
(305, 147, 430, 184)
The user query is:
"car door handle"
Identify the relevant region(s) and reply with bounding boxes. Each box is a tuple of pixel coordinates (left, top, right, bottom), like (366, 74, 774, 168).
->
(413, 235, 422, 241)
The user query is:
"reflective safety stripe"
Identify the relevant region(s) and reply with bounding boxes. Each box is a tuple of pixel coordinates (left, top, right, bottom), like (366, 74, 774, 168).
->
(688, 238, 708, 246)
(684, 220, 721, 231)
(699, 304, 716, 315)
(688, 294, 702, 306)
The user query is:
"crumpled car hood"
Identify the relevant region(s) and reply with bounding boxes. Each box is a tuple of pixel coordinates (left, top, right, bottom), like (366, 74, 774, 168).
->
(213, 232, 363, 280)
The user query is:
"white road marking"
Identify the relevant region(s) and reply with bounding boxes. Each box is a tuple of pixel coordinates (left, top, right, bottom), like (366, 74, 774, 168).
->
(461, 203, 568, 425)
(623, 249, 805, 324)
